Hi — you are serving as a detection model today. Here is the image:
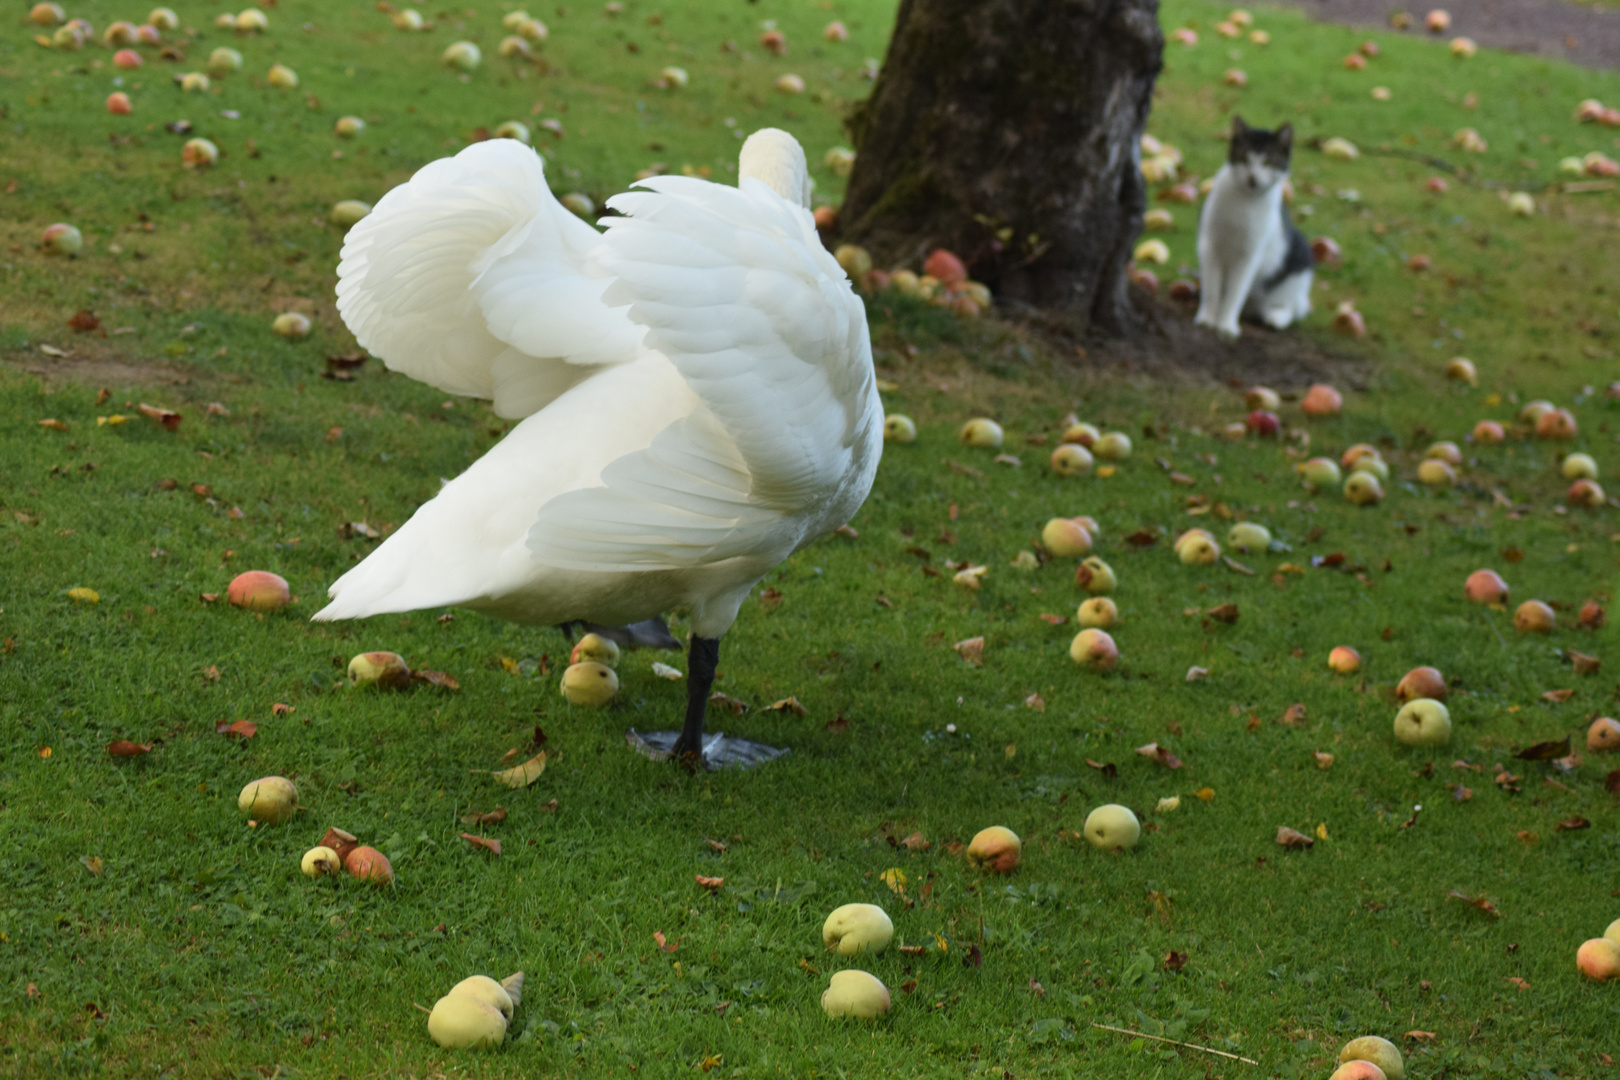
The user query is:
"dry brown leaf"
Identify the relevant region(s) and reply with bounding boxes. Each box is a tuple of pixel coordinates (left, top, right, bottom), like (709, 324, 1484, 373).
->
(138, 403, 182, 431)
(1451, 784, 1474, 801)
(1405, 1031, 1437, 1042)
(763, 695, 807, 717)
(459, 807, 507, 826)
(708, 692, 749, 715)
(1024, 692, 1046, 711)
(492, 750, 548, 788)
(460, 833, 502, 855)
(834, 524, 860, 539)
(1555, 816, 1591, 831)
(1448, 890, 1501, 917)
(1207, 602, 1240, 624)
(1028, 977, 1046, 996)
(540, 798, 559, 813)
(900, 831, 931, 851)
(1515, 737, 1571, 761)
(1505, 976, 1530, 990)
(107, 740, 151, 757)
(1162, 949, 1189, 971)
(1280, 703, 1307, 726)
(80, 855, 104, 876)
(1570, 650, 1601, 675)
(954, 636, 985, 666)
(1314, 751, 1335, 769)
(1276, 826, 1314, 849)
(694, 874, 724, 890)
(758, 587, 784, 610)
(412, 669, 461, 690)
(270, 702, 294, 717)
(38, 418, 69, 432)
(1136, 742, 1183, 769)
(1541, 689, 1575, 704)
(1037, 613, 1066, 625)
(216, 720, 257, 739)
(653, 930, 679, 953)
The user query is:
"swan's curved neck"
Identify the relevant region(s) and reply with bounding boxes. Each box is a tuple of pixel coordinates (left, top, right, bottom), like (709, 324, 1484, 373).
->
(739, 129, 811, 208)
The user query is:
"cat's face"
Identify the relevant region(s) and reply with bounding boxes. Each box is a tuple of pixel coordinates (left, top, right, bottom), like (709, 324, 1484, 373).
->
(1227, 117, 1293, 192)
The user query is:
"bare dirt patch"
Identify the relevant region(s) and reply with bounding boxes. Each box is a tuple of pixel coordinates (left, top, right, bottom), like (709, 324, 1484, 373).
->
(2, 342, 204, 393)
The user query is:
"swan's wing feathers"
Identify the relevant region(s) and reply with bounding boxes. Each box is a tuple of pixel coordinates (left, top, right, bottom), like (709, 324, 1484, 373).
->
(528, 410, 778, 572)
(336, 139, 636, 419)
(597, 177, 875, 508)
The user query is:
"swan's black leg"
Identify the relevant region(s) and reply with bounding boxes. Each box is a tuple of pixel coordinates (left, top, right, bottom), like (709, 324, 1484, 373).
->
(671, 635, 719, 765)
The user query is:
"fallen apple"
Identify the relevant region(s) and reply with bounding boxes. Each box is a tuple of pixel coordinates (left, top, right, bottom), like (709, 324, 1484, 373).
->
(30, 2, 64, 24)
(103, 20, 139, 45)
(1143, 208, 1175, 231)
(824, 20, 848, 42)
(1350, 455, 1390, 481)
(1416, 459, 1455, 488)
(1568, 479, 1606, 508)
(1449, 35, 1476, 57)
(1393, 699, 1451, 747)
(655, 66, 687, 89)
(1042, 518, 1092, 557)
(236, 7, 268, 32)
(427, 992, 507, 1048)
(1507, 191, 1533, 216)
(442, 41, 481, 71)
(238, 776, 299, 825)
(207, 47, 243, 76)
(301, 845, 342, 877)
(228, 570, 291, 611)
(330, 200, 372, 227)
(1610, 918, 1620, 945)
(1245, 386, 1281, 411)
(272, 312, 311, 339)
(1050, 443, 1094, 477)
(1069, 628, 1118, 671)
(517, 17, 547, 41)
(181, 137, 219, 169)
(883, 414, 916, 443)
(561, 661, 618, 705)
(449, 975, 515, 1021)
(1341, 444, 1380, 469)
(320, 826, 359, 862)
(1075, 557, 1116, 593)
(334, 115, 366, 138)
(1343, 53, 1367, 71)
(344, 845, 395, 884)
(1077, 597, 1118, 629)
(1061, 421, 1099, 446)
(1396, 666, 1446, 702)
(1246, 409, 1280, 436)
(266, 62, 299, 88)
(569, 632, 620, 668)
(1133, 239, 1170, 265)
(52, 23, 84, 49)
(1586, 717, 1620, 751)
(107, 91, 133, 114)
(1322, 137, 1359, 161)
(1518, 400, 1554, 426)
(1444, 357, 1477, 385)
(1296, 457, 1342, 492)
(959, 418, 1004, 448)
(965, 825, 1022, 873)
(1083, 804, 1141, 851)
(42, 223, 83, 256)
(821, 970, 890, 1019)
(774, 73, 806, 95)
(502, 10, 533, 29)
(1512, 600, 1555, 633)
(924, 249, 967, 285)
(1330, 1062, 1388, 1080)
(1177, 532, 1220, 565)
(499, 36, 534, 58)
(1471, 419, 1504, 444)
(1343, 471, 1383, 506)
(1340, 1036, 1405, 1080)
(1425, 9, 1451, 32)
(1227, 521, 1271, 552)
(493, 120, 531, 144)
(1464, 569, 1509, 604)
(1426, 441, 1462, 465)
(348, 651, 412, 688)
(148, 6, 179, 29)
(822, 903, 894, 955)
(1535, 408, 1577, 440)
(393, 8, 424, 29)
(179, 72, 210, 93)
(1312, 236, 1343, 263)
(1328, 646, 1362, 674)
(1223, 68, 1248, 88)
(1576, 937, 1620, 981)
(1562, 453, 1598, 480)
(1092, 432, 1132, 460)
(113, 48, 143, 69)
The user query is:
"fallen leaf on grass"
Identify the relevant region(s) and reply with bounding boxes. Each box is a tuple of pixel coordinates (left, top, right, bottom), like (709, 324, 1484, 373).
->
(899, 831, 930, 851)
(651, 662, 683, 680)
(1314, 751, 1335, 769)
(1451, 785, 1473, 801)
(1541, 689, 1575, 704)
(1555, 816, 1591, 831)
(539, 798, 559, 813)
(460, 833, 501, 855)
(1405, 1031, 1437, 1043)
(201, 666, 221, 682)
(1028, 977, 1045, 996)
(216, 720, 257, 739)
(67, 309, 100, 332)
(1024, 692, 1046, 711)
(954, 636, 985, 666)
(1037, 612, 1066, 625)
(897, 945, 926, 956)
(1280, 703, 1307, 726)
(1504, 976, 1530, 990)
(1186, 666, 1209, 682)
(834, 524, 860, 539)
(880, 868, 907, 894)
(962, 943, 983, 968)
(1515, 737, 1571, 761)
(653, 931, 678, 953)
(1085, 759, 1118, 779)
(270, 702, 294, 717)
(1448, 891, 1501, 917)
(708, 692, 749, 715)
(763, 695, 807, 717)
(337, 521, 380, 540)
(1569, 650, 1601, 675)
(1163, 950, 1189, 971)
(67, 587, 99, 604)
(38, 418, 69, 432)
(1494, 767, 1522, 793)
(1276, 826, 1314, 849)
(1194, 787, 1215, 802)
(199, 592, 219, 603)
(1223, 556, 1255, 576)
(492, 751, 547, 788)
(80, 856, 103, 876)
(138, 403, 181, 431)
(107, 740, 151, 757)
(412, 669, 461, 690)
(1136, 742, 1183, 769)
(459, 807, 507, 826)
(1206, 602, 1239, 624)
(694, 875, 724, 890)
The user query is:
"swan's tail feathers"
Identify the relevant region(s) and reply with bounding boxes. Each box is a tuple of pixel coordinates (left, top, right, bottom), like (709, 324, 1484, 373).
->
(309, 536, 474, 623)
(335, 138, 639, 420)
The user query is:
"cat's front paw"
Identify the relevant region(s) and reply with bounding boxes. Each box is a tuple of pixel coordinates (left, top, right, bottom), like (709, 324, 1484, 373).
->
(1215, 323, 1242, 342)
(1194, 309, 1217, 330)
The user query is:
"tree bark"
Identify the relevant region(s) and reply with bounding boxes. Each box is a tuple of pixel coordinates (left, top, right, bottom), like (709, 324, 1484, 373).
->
(839, 0, 1164, 336)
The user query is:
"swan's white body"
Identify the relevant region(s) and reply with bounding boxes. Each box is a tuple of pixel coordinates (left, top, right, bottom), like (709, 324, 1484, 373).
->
(313, 131, 881, 641)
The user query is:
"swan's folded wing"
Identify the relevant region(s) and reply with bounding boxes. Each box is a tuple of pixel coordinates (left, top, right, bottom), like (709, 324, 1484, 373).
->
(336, 139, 638, 418)
(593, 176, 877, 510)
(527, 408, 781, 572)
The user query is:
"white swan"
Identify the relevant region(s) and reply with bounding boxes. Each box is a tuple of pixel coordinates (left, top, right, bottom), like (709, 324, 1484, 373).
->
(313, 128, 882, 765)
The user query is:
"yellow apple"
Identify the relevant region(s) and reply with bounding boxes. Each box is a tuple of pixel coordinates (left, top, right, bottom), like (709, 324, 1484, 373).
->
(1083, 804, 1140, 851)
(883, 414, 917, 443)
(821, 970, 890, 1018)
(822, 903, 894, 955)
(1050, 443, 1094, 477)
(449, 976, 514, 1021)
(1393, 699, 1451, 747)
(561, 662, 618, 705)
(1069, 628, 1118, 671)
(238, 776, 298, 825)
(1076, 597, 1117, 629)
(348, 651, 412, 689)
(1227, 522, 1270, 552)
(427, 992, 507, 1048)
(959, 418, 1004, 448)
(300, 846, 341, 877)
(570, 632, 620, 668)
(1576, 937, 1620, 980)
(965, 826, 1022, 873)
(1041, 518, 1092, 557)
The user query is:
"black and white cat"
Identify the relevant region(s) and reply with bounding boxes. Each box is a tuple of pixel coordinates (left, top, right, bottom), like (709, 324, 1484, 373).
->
(1194, 117, 1315, 340)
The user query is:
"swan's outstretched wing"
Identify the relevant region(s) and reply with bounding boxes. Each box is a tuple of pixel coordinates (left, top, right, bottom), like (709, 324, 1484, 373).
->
(335, 139, 641, 419)
(525, 176, 878, 574)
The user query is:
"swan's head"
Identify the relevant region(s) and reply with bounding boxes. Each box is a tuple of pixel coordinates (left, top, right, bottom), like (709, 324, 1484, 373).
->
(739, 128, 813, 209)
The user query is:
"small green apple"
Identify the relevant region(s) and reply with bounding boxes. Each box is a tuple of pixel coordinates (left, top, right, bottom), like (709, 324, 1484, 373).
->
(883, 414, 916, 443)
(1227, 522, 1271, 552)
(1339, 1036, 1405, 1080)
(1393, 698, 1451, 747)
(238, 776, 298, 825)
(1083, 804, 1140, 851)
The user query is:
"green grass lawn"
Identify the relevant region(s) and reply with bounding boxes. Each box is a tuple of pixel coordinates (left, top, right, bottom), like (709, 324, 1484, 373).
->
(4, 0, 1620, 1076)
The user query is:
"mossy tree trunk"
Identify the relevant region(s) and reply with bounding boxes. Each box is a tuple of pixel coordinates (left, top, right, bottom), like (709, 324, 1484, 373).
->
(839, 0, 1163, 336)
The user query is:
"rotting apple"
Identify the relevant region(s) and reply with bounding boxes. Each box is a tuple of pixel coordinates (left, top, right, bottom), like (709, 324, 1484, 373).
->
(1062, 421, 1100, 446)
(348, 651, 412, 688)
(1177, 532, 1220, 565)
(301, 846, 342, 877)
(272, 312, 310, 339)
(1075, 557, 1116, 593)
(1535, 408, 1577, 440)
(1567, 479, 1605, 508)
(1426, 441, 1462, 465)
(1445, 356, 1478, 385)
(1246, 409, 1280, 437)
(1471, 419, 1504, 443)
(42, 223, 83, 255)
(1244, 386, 1281, 411)
(1343, 472, 1383, 506)
(1586, 717, 1620, 751)
(965, 826, 1022, 873)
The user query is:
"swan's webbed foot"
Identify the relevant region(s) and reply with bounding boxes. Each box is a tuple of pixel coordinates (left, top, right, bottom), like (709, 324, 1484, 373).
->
(623, 635, 789, 770)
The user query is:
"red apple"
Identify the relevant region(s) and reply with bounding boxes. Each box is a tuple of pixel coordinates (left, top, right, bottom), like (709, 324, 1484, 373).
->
(1301, 384, 1343, 416)
(1463, 569, 1508, 604)
(1396, 666, 1447, 703)
(965, 826, 1022, 873)
(1535, 408, 1577, 440)
(1312, 236, 1342, 263)
(1328, 646, 1361, 674)
(1425, 176, 1449, 193)
(1246, 409, 1280, 436)
(1576, 937, 1620, 980)
(924, 248, 967, 285)
(113, 48, 142, 69)
(106, 92, 132, 115)
(228, 570, 291, 612)
(1579, 601, 1606, 629)
(1512, 600, 1555, 633)
(1568, 479, 1605, 508)
(758, 29, 785, 54)
(344, 845, 395, 885)
(1471, 419, 1504, 443)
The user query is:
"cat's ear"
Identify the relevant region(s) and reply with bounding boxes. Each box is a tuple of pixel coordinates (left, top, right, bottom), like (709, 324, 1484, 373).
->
(1275, 122, 1294, 150)
(1231, 115, 1249, 138)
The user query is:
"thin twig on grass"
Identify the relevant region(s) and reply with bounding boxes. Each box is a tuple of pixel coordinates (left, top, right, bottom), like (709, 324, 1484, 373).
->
(1089, 1023, 1259, 1065)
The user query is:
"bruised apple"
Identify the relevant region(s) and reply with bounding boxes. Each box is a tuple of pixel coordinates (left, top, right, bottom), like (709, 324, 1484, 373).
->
(965, 825, 1022, 873)
(1069, 628, 1118, 671)
(1075, 557, 1116, 594)
(348, 651, 412, 688)
(301, 845, 342, 877)
(228, 570, 290, 611)
(1344, 472, 1383, 506)
(822, 903, 894, 955)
